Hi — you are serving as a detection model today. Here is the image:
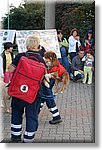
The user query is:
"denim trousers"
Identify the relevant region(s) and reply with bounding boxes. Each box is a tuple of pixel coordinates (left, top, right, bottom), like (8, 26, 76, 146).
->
(58, 47, 70, 73)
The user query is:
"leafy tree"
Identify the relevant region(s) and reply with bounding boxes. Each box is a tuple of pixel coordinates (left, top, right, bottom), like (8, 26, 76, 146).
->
(3, 1, 95, 41)
(55, 2, 95, 39)
(3, 2, 45, 30)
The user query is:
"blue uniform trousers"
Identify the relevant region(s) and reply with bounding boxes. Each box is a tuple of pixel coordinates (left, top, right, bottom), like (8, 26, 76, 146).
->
(11, 96, 41, 142)
(38, 79, 61, 121)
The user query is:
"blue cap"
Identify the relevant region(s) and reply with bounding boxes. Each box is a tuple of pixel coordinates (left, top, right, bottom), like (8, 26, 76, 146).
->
(88, 30, 92, 34)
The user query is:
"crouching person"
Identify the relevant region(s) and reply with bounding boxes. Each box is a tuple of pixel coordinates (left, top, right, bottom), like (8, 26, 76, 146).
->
(71, 50, 85, 82)
(8, 35, 46, 143)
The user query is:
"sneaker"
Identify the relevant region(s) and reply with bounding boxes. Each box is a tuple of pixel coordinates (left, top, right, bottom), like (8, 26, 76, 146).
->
(49, 119, 62, 124)
(87, 82, 92, 85)
(73, 77, 78, 82)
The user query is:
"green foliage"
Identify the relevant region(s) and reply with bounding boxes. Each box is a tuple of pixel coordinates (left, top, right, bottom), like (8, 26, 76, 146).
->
(3, 1, 95, 41)
(55, 2, 95, 39)
(3, 2, 45, 30)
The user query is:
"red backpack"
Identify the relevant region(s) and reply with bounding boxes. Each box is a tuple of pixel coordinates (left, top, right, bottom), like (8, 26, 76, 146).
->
(8, 53, 46, 104)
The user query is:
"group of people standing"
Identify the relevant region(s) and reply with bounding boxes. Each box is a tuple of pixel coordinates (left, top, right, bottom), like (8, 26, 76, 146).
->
(57, 28, 95, 85)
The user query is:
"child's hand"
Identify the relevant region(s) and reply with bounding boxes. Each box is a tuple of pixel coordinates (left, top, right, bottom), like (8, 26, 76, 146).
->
(92, 67, 94, 72)
(86, 57, 88, 60)
(89, 55, 93, 59)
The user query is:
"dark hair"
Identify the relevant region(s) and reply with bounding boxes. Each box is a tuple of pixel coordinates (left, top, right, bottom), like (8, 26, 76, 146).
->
(86, 50, 92, 55)
(57, 30, 62, 35)
(70, 28, 79, 36)
(3, 42, 13, 50)
(86, 30, 93, 39)
(79, 50, 85, 53)
(57, 30, 64, 42)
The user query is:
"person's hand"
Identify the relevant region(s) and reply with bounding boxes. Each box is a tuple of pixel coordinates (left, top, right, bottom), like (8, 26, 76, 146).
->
(44, 73, 52, 83)
(86, 57, 88, 60)
(89, 55, 93, 59)
(85, 40, 91, 45)
(92, 67, 94, 72)
(75, 36, 80, 41)
(78, 69, 84, 74)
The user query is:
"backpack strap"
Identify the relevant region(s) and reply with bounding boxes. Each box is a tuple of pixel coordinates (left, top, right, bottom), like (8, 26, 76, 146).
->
(25, 51, 40, 62)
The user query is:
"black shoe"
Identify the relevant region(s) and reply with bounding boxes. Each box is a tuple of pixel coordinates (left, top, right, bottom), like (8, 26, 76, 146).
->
(49, 119, 62, 124)
(10, 138, 22, 143)
(73, 78, 77, 82)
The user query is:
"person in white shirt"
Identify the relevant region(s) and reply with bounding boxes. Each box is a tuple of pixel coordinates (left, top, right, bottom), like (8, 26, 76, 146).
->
(68, 28, 81, 62)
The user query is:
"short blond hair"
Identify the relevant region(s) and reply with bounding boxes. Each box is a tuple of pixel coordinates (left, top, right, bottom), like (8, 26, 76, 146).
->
(26, 35, 40, 50)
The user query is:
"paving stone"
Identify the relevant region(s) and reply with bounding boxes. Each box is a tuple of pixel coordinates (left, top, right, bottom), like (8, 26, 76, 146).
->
(0, 82, 95, 143)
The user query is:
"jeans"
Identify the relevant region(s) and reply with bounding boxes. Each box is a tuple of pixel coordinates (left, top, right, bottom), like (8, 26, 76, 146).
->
(69, 52, 77, 62)
(58, 47, 70, 73)
(73, 72, 84, 81)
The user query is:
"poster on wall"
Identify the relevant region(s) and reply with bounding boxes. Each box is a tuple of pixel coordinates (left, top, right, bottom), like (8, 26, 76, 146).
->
(0, 30, 16, 54)
(16, 29, 61, 58)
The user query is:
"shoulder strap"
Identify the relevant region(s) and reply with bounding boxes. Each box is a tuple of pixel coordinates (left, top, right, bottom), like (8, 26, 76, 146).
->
(25, 52, 39, 62)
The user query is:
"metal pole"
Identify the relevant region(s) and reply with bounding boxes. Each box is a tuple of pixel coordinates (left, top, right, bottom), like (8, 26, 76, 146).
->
(7, 0, 9, 29)
(45, 0, 55, 29)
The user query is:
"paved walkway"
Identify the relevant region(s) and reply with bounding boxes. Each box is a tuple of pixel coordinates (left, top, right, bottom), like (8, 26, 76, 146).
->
(0, 81, 95, 143)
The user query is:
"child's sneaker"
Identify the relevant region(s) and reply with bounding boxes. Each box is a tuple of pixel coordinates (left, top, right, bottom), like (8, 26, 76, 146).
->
(87, 82, 92, 85)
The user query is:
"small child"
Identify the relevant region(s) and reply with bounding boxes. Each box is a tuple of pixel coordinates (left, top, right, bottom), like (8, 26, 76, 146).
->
(1, 42, 14, 85)
(82, 50, 94, 84)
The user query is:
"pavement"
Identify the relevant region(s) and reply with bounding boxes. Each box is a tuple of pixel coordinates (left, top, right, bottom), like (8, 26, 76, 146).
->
(0, 80, 95, 143)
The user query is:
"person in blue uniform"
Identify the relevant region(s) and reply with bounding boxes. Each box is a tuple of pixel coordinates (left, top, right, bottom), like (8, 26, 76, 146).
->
(8, 35, 46, 143)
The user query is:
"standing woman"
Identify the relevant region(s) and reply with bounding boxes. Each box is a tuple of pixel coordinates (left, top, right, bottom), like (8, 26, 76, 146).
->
(57, 30, 70, 73)
(82, 30, 95, 54)
(68, 28, 81, 62)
